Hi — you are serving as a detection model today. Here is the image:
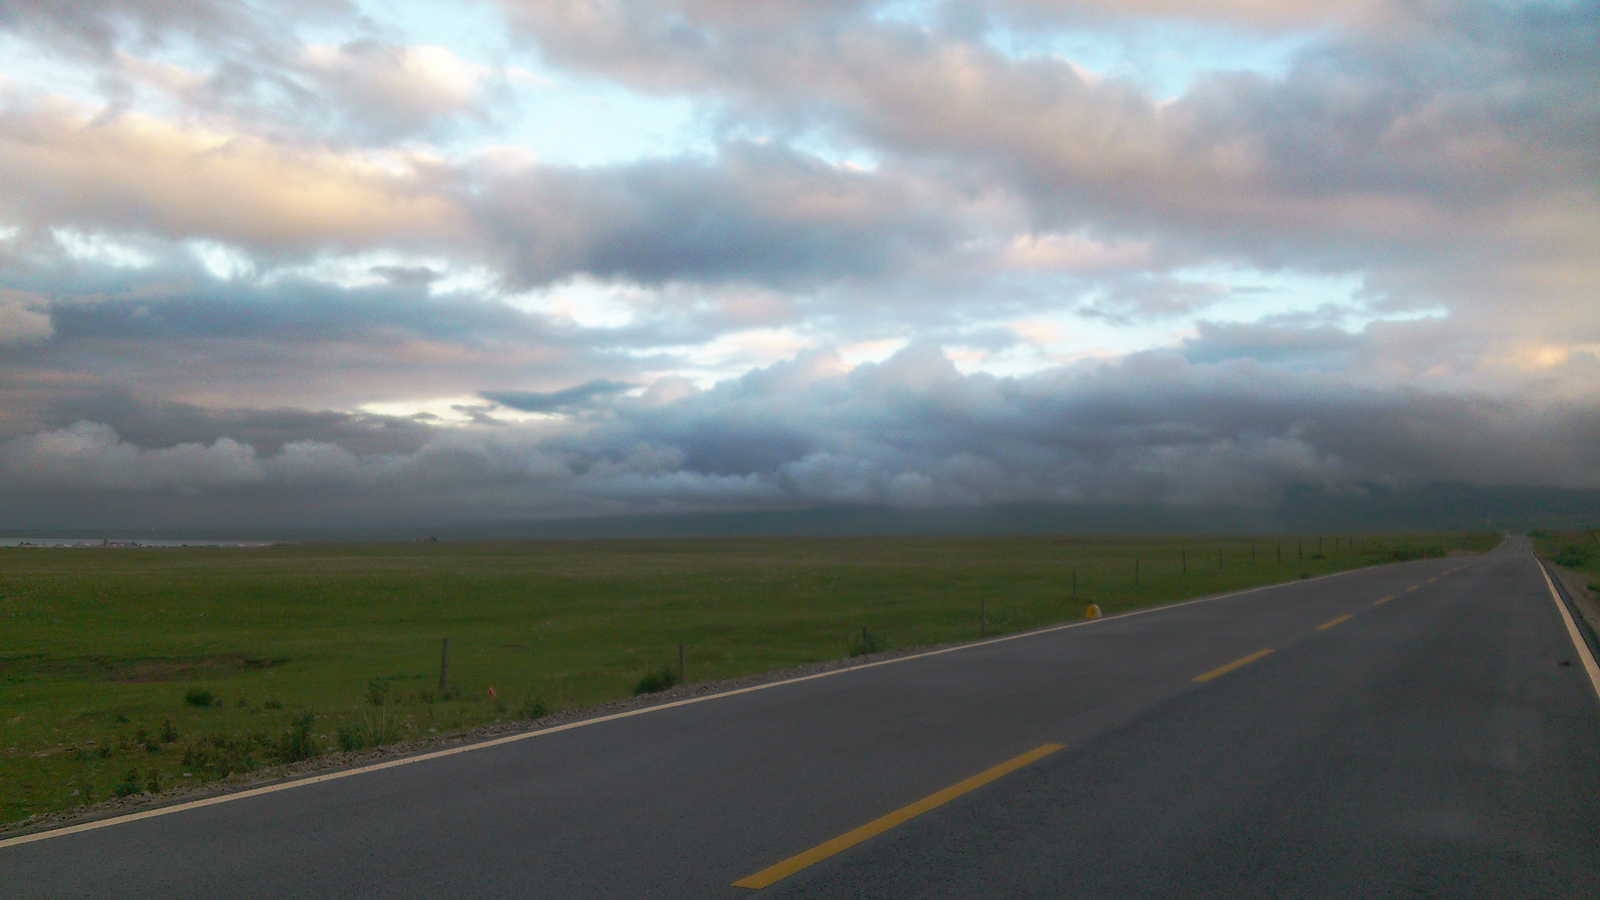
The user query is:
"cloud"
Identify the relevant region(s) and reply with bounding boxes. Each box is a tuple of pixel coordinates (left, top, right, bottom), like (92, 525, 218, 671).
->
(995, 0, 1394, 30)
(482, 379, 633, 413)
(0, 289, 52, 345)
(4, 345, 1597, 526)
(1001, 231, 1152, 273)
(0, 246, 655, 425)
(502, 0, 1600, 335)
(0, 96, 972, 291)
(0, 2, 508, 144)
(298, 41, 500, 139)
(0, 0, 1595, 529)
(468, 141, 962, 288)
(0, 100, 465, 254)
(0, 0, 351, 58)
(0, 420, 262, 492)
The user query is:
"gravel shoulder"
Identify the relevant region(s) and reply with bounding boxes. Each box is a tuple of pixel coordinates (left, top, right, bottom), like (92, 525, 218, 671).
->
(1547, 560, 1600, 651)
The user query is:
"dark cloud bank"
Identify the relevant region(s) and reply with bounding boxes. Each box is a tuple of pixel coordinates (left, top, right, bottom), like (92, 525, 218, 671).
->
(2, 345, 1596, 533)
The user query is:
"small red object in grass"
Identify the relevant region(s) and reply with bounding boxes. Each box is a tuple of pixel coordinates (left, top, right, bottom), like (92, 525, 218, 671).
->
(487, 686, 497, 700)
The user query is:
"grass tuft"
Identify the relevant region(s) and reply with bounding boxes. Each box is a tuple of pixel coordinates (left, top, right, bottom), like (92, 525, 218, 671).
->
(849, 628, 885, 657)
(632, 665, 680, 695)
(277, 713, 319, 763)
(336, 708, 399, 752)
(183, 688, 216, 708)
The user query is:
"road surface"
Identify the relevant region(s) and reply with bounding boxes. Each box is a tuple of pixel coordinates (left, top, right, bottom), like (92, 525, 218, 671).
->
(4, 536, 1598, 898)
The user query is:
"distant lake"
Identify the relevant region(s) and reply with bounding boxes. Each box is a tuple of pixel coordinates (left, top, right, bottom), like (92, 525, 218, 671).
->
(0, 537, 275, 548)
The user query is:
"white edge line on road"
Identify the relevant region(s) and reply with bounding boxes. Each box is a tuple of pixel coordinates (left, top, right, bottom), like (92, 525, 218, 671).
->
(0, 558, 1440, 850)
(1535, 556, 1600, 705)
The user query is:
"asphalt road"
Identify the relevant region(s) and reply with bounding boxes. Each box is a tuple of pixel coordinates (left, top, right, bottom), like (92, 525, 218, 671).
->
(5, 537, 1598, 898)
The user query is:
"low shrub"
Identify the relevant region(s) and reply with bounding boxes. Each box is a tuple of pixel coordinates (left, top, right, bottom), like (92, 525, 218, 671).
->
(336, 710, 399, 752)
(850, 628, 885, 657)
(517, 698, 549, 720)
(182, 732, 269, 778)
(633, 665, 680, 695)
(1554, 545, 1590, 568)
(336, 724, 365, 752)
(277, 713, 319, 763)
(183, 688, 216, 708)
(114, 768, 142, 798)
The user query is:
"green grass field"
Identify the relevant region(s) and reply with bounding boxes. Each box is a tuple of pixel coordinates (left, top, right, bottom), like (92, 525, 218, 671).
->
(1, 531, 1496, 825)
(1533, 528, 1600, 595)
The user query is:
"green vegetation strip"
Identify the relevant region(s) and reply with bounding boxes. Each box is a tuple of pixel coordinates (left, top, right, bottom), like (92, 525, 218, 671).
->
(1533, 528, 1600, 589)
(0, 532, 1494, 825)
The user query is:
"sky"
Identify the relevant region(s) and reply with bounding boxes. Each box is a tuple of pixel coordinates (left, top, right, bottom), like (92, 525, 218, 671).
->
(0, 0, 1596, 529)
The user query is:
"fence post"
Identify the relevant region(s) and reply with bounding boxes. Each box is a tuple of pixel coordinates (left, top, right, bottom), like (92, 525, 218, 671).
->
(980, 597, 987, 638)
(1182, 549, 1187, 574)
(679, 643, 686, 685)
(438, 637, 450, 693)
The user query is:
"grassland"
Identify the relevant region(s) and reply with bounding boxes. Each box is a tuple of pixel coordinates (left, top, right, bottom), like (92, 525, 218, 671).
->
(0, 531, 1496, 826)
(1533, 528, 1600, 590)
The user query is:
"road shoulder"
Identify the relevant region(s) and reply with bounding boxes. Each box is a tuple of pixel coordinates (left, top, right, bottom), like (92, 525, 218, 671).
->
(1546, 561, 1600, 650)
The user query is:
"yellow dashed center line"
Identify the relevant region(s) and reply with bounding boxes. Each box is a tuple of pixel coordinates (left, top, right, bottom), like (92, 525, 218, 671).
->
(1193, 648, 1275, 683)
(732, 744, 1064, 889)
(736, 562, 1470, 891)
